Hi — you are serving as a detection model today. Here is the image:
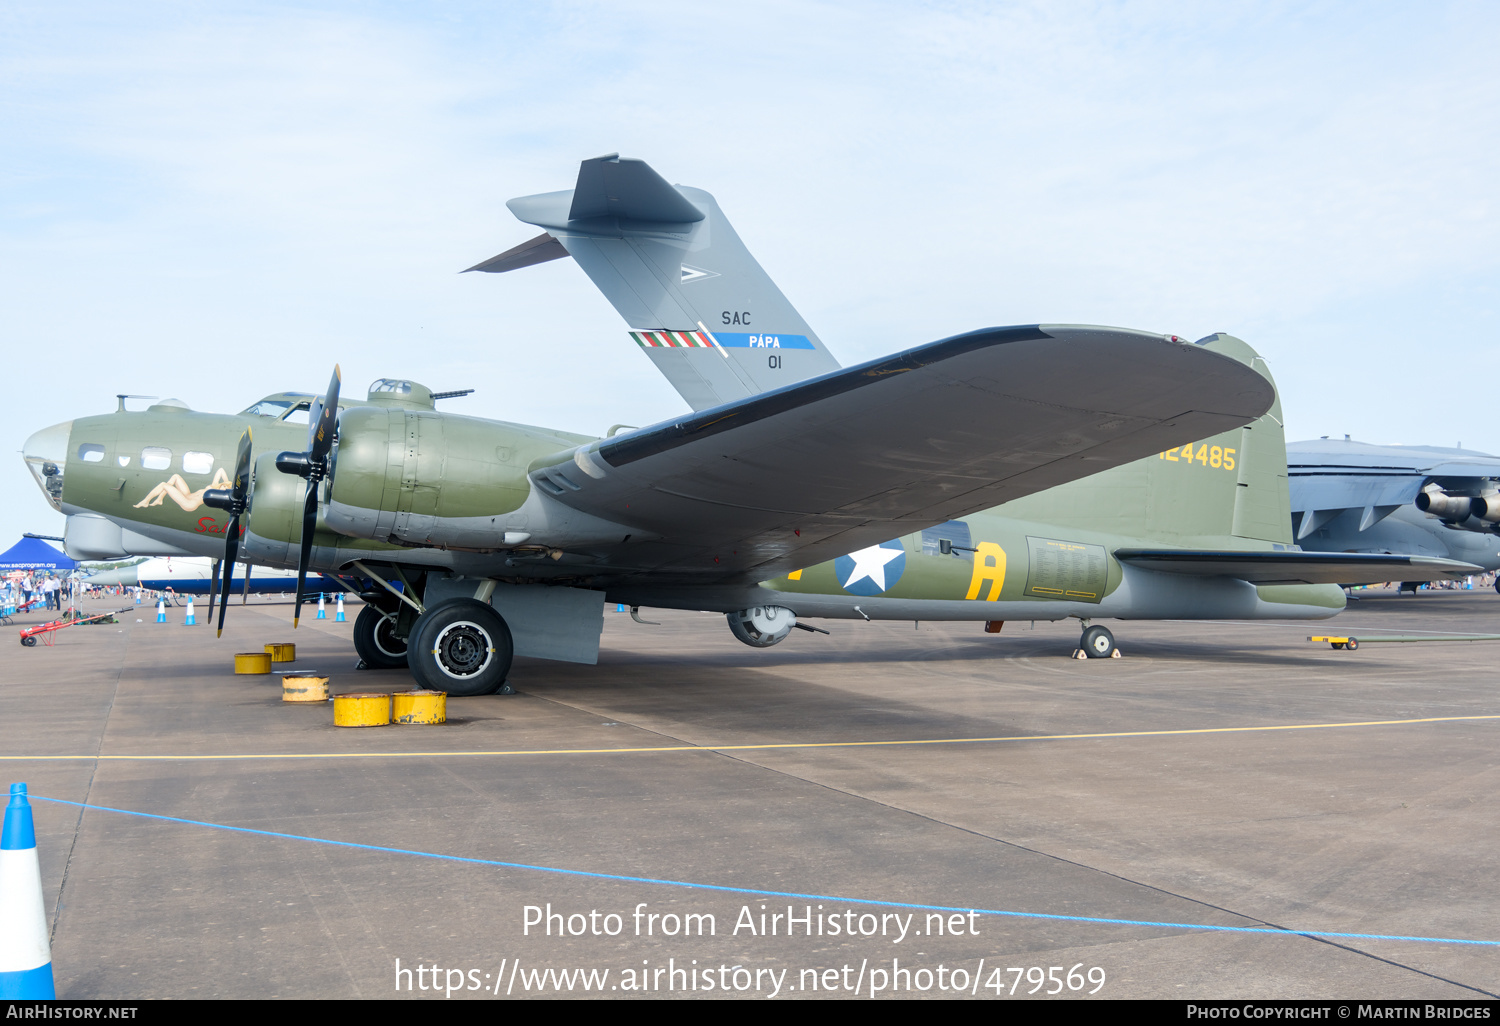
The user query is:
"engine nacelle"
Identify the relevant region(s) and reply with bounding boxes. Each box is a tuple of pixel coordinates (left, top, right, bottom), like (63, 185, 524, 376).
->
(727, 606, 797, 648)
(323, 407, 570, 547)
(240, 450, 316, 566)
(1416, 487, 1474, 521)
(1471, 495, 1500, 523)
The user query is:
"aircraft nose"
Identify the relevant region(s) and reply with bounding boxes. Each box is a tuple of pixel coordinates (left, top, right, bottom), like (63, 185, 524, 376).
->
(23, 419, 73, 512)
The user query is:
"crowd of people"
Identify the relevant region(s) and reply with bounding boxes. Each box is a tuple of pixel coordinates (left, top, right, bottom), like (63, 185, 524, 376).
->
(1, 571, 66, 612)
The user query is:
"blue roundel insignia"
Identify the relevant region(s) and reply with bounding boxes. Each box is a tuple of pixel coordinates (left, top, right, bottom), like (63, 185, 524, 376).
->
(835, 540, 907, 596)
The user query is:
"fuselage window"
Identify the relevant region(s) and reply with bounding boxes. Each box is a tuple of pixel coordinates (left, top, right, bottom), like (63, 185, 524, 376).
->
(182, 451, 214, 475)
(141, 447, 172, 471)
(78, 444, 105, 463)
(117, 455, 131, 467)
(921, 520, 973, 557)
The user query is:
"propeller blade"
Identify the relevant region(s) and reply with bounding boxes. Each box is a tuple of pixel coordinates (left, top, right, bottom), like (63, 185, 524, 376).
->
(217, 517, 240, 637)
(309, 365, 341, 465)
(233, 426, 253, 496)
(206, 559, 220, 628)
(215, 428, 251, 638)
(292, 479, 318, 628)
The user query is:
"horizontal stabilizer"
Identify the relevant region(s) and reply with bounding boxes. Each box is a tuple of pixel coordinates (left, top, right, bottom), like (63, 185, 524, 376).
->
(1115, 549, 1480, 585)
(464, 232, 570, 274)
(530, 324, 1277, 584)
(567, 153, 705, 223)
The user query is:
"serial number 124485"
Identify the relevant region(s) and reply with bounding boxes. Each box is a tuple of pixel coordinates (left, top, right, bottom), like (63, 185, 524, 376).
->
(1159, 444, 1236, 469)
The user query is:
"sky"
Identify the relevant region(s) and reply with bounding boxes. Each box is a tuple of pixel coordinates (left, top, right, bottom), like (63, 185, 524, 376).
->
(3, 1, 1498, 548)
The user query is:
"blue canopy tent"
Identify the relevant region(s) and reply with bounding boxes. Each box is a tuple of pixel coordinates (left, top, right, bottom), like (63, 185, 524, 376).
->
(0, 538, 78, 571)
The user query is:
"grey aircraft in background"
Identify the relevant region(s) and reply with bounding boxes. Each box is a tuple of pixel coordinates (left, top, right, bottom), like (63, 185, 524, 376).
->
(1287, 438, 1500, 582)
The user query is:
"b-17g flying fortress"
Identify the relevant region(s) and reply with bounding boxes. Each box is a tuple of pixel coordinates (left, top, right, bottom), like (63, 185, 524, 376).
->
(6, 12, 1499, 1001)
(21, 156, 1478, 693)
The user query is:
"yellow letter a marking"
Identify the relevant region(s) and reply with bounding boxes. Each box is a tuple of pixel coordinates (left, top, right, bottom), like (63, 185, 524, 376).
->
(965, 542, 1006, 601)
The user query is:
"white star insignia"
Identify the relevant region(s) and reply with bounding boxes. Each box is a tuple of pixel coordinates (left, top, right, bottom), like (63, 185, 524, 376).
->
(842, 544, 904, 591)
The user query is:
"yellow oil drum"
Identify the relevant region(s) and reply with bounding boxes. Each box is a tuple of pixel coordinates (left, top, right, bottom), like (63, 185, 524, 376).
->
(282, 675, 330, 703)
(392, 690, 446, 725)
(234, 652, 272, 674)
(264, 642, 296, 663)
(333, 692, 391, 727)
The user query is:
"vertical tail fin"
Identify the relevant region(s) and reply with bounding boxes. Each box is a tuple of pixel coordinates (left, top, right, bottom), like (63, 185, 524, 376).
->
(994, 333, 1294, 547)
(468, 154, 841, 410)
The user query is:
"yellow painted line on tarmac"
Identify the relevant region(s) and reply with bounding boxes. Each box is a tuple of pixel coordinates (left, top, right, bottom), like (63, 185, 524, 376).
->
(4, 713, 1500, 762)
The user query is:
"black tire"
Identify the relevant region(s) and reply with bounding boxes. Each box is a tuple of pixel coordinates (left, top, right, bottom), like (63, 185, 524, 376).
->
(1080, 624, 1115, 659)
(408, 599, 513, 697)
(20, 635, 36, 647)
(1346, 638, 1359, 651)
(352, 605, 408, 669)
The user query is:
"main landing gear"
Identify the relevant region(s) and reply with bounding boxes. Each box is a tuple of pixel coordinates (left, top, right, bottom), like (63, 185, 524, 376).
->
(406, 598, 514, 697)
(352, 604, 409, 670)
(1076, 623, 1118, 659)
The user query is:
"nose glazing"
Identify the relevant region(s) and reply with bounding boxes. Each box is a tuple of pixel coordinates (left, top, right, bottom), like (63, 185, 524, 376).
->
(22, 420, 73, 511)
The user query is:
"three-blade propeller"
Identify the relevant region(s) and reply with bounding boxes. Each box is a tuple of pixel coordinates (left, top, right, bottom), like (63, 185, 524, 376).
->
(275, 365, 341, 627)
(201, 427, 254, 637)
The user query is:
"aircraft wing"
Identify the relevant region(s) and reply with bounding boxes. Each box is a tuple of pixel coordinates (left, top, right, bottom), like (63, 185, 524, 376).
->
(530, 324, 1275, 582)
(1113, 549, 1480, 585)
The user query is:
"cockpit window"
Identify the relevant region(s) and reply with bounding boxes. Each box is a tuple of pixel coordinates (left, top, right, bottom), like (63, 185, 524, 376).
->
(370, 378, 412, 395)
(141, 447, 172, 471)
(78, 444, 105, 463)
(281, 402, 311, 425)
(241, 400, 294, 418)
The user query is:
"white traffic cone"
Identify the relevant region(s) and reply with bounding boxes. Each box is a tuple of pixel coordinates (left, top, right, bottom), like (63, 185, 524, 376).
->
(316, 593, 326, 620)
(184, 597, 196, 626)
(334, 594, 346, 622)
(0, 783, 55, 999)
(155, 597, 166, 623)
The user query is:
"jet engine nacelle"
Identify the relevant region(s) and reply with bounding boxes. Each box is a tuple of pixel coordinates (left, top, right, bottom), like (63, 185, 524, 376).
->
(1416, 487, 1474, 521)
(1470, 495, 1500, 523)
(727, 605, 797, 647)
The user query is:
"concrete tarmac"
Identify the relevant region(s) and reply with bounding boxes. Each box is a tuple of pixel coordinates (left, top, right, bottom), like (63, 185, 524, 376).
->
(4, 589, 1499, 999)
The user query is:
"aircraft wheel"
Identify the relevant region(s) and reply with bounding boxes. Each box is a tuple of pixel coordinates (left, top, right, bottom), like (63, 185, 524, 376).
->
(1080, 625, 1115, 659)
(408, 599, 513, 697)
(352, 605, 408, 669)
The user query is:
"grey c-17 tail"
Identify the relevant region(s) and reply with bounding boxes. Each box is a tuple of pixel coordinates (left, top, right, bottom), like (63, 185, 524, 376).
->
(467, 153, 842, 411)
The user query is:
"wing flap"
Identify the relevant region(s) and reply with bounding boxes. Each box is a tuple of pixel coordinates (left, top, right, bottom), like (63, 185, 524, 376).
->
(1115, 549, 1481, 585)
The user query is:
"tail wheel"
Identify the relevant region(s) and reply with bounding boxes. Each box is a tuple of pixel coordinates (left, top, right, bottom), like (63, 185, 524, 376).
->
(352, 604, 409, 669)
(1080, 625, 1115, 658)
(408, 599, 513, 697)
